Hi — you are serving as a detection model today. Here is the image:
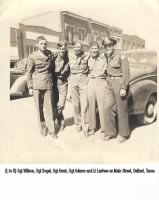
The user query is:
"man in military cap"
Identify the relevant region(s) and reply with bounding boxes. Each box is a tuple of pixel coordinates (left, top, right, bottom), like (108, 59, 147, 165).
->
(102, 37, 130, 143)
(27, 35, 56, 138)
(69, 40, 89, 136)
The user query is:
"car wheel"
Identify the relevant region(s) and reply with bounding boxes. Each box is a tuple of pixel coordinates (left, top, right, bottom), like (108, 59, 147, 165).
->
(137, 95, 157, 125)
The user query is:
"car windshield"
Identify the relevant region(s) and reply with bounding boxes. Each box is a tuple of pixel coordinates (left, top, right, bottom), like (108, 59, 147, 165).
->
(126, 52, 156, 66)
(14, 59, 27, 71)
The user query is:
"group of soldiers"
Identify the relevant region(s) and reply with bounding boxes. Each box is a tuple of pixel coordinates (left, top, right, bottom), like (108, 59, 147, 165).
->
(27, 35, 130, 143)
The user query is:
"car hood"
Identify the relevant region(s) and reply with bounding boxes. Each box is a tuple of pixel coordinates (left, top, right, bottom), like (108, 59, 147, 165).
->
(129, 63, 156, 82)
(10, 68, 25, 75)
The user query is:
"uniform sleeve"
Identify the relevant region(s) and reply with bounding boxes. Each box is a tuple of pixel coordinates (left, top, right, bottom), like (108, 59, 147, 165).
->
(67, 53, 73, 70)
(26, 56, 35, 89)
(60, 53, 70, 80)
(87, 57, 91, 74)
(37, 62, 50, 72)
(120, 54, 130, 90)
(84, 53, 90, 73)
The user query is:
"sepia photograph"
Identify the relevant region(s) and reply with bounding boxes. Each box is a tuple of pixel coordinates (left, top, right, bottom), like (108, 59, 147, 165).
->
(0, 0, 158, 164)
(0, 1, 158, 200)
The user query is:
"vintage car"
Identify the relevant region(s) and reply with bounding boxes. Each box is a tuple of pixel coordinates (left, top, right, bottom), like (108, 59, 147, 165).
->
(10, 58, 29, 99)
(10, 49, 157, 125)
(125, 49, 157, 125)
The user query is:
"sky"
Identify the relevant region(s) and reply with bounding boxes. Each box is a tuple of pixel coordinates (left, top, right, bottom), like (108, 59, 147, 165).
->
(0, 0, 158, 49)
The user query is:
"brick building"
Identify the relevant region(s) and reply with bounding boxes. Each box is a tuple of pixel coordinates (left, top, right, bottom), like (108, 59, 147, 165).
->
(10, 10, 144, 60)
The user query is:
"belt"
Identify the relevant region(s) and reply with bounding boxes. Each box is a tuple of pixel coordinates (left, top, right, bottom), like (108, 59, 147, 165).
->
(71, 73, 88, 76)
(71, 70, 88, 75)
(89, 77, 106, 79)
(108, 75, 122, 80)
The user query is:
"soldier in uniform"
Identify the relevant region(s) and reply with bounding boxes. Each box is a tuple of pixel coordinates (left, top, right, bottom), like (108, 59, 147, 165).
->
(69, 40, 89, 136)
(102, 37, 130, 143)
(27, 36, 56, 138)
(53, 41, 70, 131)
(88, 41, 115, 136)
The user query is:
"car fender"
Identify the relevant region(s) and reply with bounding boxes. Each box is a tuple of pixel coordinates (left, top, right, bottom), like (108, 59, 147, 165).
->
(128, 79, 157, 115)
(10, 75, 28, 96)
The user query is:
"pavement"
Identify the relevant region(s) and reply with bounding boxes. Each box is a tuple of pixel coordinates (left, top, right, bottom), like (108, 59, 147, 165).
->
(0, 97, 158, 163)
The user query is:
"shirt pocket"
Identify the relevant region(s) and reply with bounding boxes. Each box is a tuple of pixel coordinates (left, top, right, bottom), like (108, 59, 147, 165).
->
(109, 60, 120, 69)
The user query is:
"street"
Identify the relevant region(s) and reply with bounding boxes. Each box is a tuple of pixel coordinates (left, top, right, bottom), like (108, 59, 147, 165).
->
(0, 97, 158, 163)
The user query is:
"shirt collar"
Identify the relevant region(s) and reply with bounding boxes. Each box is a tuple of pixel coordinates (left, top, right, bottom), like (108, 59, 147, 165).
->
(105, 50, 114, 59)
(90, 54, 100, 60)
(38, 49, 52, 60)
(75, 50, 85, 59)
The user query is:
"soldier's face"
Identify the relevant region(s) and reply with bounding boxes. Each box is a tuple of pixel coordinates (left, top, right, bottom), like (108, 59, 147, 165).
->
(58, 45, 66, 58)
(37, 39, 47, 52)
(74, 43, 83, 56)
(105, 44, 114, 55)
(90, 45, 99, 58)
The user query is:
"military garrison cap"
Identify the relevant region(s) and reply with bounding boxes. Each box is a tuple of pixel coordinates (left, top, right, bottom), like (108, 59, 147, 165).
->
(102, 37, 117, 46)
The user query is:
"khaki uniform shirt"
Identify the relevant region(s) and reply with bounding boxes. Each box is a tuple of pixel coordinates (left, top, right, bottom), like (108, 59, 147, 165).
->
(88, 54, 107, 79)
(105, 50, 130, 90)
(69, 51, 90, 75)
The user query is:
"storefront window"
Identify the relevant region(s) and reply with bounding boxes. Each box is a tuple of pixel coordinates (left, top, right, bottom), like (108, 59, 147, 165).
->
(65, 25, 74, 42)
(77, 27, 87, 43)
(93, 31, 98, 41)
(10, 28, 17, 46)
(26, 45, 36, 56)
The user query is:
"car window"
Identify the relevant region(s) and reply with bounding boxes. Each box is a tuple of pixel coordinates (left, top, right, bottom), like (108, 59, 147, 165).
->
(10, 61, 17, 68)
(14, 59, 27, 72)
(126, 53, 156, 66)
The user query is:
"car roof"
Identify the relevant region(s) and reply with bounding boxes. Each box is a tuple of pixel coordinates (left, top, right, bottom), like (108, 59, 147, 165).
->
(124, 49, 156, 55)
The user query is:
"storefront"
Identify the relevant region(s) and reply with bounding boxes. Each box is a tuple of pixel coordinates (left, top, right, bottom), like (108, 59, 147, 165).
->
(10, 10, 145, 60)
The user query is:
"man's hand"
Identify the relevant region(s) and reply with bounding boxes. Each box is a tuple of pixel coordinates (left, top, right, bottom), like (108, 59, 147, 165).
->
(120, 89, 127, 97)
(29, 88, 33, 96)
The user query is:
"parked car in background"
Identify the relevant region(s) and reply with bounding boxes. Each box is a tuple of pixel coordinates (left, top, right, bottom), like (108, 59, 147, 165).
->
(125, 49, 157, 125)
(10, 58, 29, 99)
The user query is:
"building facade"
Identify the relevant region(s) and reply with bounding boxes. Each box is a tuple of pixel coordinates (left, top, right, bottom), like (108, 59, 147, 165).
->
(18, 23, 62, 58)
(10, 11, 145, 60)
(10, 27, 21, 65)
(109, 26, 123, 49)
(122, 34, 145, 51)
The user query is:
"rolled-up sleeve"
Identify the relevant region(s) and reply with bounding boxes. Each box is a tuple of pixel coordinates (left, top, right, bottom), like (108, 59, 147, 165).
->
(26, 57, 35, 89)
(120, 54, 130, 90)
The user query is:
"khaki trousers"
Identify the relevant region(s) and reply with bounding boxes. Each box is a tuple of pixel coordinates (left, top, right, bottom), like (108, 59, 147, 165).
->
(33, 89, 55, 133)
(107, 78, 130, 137)
(88, 78, 116, 135)
(54, 82, 68, 124)
(70, 74, 89, 132)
